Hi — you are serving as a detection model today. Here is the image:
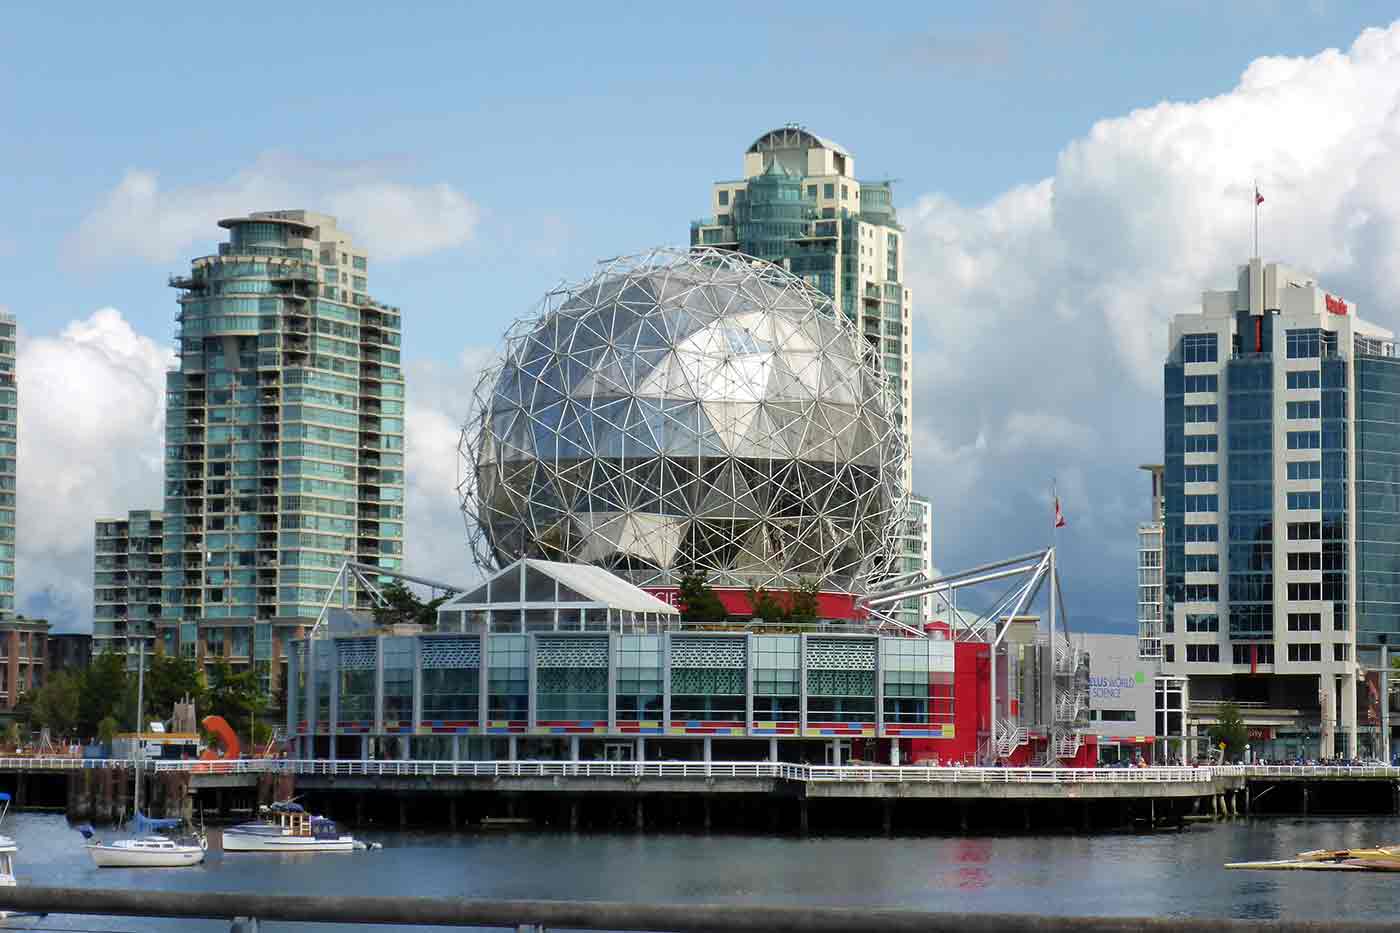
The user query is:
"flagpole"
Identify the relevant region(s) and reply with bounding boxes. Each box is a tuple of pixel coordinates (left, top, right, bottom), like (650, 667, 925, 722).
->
(1253, 180, 1260, 259)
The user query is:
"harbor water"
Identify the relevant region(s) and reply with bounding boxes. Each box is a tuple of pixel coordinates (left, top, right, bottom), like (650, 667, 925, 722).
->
(7, 813, 1400, 930)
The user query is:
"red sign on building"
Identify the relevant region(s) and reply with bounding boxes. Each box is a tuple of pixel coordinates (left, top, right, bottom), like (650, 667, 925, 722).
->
(1325, 294, 1349, 316)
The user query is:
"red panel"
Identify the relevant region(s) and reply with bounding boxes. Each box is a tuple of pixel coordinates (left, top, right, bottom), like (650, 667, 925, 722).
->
(907, 641, 987, 765)
(644, 587, 864, 620)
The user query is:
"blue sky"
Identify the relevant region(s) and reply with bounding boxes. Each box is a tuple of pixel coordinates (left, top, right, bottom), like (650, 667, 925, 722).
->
(4, 2, 1400, 630)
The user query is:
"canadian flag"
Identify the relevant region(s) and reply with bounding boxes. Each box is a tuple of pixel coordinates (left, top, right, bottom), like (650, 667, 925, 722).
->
(1255, 187, 1264, 206)
(1054, 497, 1067, 529)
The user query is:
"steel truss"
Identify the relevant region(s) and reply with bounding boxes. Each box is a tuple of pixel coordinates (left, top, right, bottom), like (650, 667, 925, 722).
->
(309, 562, 467, 640)
(860, 546, 1089, 764)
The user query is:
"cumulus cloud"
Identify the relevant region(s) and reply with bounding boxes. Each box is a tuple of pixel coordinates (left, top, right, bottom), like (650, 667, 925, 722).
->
(16, 309, 173, 628)
(70, 152, 480, 266)
(905, 21, 1400, 628)
(401, 347, 498, 593)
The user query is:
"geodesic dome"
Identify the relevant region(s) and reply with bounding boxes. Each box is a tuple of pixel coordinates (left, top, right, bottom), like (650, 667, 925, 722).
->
(459, 247, 905, 594)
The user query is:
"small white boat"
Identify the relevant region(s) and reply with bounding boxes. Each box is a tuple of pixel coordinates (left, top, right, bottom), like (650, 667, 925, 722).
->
(86, 834, 206, 868)
(222, 802, 375, 853)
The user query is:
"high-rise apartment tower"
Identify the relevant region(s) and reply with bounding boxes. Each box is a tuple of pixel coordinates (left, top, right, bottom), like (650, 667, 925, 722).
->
(164, 211, 405, 693)
(0, 311, 15, 617)
(1162, 258, 1400, 760)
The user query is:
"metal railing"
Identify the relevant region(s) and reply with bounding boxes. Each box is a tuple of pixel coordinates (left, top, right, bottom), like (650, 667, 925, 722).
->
(0, 886, 1392, 932)
(4, 757, 1399, 783)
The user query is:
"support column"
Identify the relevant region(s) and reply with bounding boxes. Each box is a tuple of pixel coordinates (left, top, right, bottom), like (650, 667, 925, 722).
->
(360, 734, 369, 762)
(634, 798, 644, 832)
(1382, 647, 1392, 765)
(400, 737, 410, 761)
(1302, 785, 1310, 817)
(637, 737, 645, 762)
(508, 735, 518, 762)
(569, 736, 580, 763)
(703, 797, 712, 833)
(569, 799, 579, 832)
(768, 737, 778, 762)
(1342, 667, 1359, 760)
(452, 735, 461, 762)
(703, 736, 712, 777)
(881, 799, 893, 837)
(1320, 674, 1335, 759)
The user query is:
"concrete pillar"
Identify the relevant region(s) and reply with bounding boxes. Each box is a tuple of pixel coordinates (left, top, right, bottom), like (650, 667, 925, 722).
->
(1302, 785, 1310, 817)
(569, 799, 579, 832)
(634, 798, 644, 832)
(355, 794, 365, 826)
(829, 739, 840, 766)
(1211, 794, 1218, 819)
(508, 735, 518, 762)
(569, 736, 580, 763)
(361, 734, 369, 761)
(882, 799, 892, 837)
(637, 737, 645, 762)
(452, 735, 461, 762)
(703, 736, 712, 777)
(1320, 673, 1336, 759)
(400, 737, 411, 761)
(1342, 669, 1359, 759)
(768, 737, 778, 762)
(1149, 799, 1156, 828)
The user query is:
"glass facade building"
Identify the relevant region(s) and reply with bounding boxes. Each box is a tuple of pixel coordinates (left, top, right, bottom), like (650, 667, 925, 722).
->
(1162, 258, 1397, 759)
(93, 510, 163, 664)
(163, 211, 405, 695)
(0, 312, 14, 617)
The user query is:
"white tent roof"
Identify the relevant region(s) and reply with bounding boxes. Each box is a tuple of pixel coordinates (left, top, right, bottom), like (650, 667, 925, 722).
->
(449, 558, 679, 615)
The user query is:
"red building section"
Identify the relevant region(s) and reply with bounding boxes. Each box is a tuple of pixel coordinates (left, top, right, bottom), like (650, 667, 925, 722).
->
(643, 587, 863, 620)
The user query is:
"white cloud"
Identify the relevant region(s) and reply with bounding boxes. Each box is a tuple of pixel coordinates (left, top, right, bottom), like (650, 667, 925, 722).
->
(70, 152, 480, 266)
(16, 309, 173, 627)
(904, 21, 1400, 626)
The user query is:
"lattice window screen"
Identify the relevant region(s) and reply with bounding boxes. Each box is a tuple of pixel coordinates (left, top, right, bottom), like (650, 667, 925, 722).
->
(536, 636, 609, 668)
(805, 638, 876, 670)
(671, 637, 745, 668)
(336, 639, 377, 671)
(422, 637, 481, 670)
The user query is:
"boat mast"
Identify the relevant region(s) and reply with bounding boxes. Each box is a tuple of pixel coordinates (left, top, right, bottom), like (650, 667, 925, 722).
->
(134, 641, 144, 817)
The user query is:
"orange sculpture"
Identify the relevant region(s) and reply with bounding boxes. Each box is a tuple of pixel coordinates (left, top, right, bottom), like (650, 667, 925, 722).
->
(199, 715, 240, 760)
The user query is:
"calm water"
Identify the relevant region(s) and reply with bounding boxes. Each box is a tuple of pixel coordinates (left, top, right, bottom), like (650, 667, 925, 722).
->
(5, 813, 1400, 930)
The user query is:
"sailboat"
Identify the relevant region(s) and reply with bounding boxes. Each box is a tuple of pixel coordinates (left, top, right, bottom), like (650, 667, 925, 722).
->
(82, 643, 206, 868)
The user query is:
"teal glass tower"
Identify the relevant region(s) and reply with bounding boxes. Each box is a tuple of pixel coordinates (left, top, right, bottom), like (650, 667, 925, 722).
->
(0, 311, 14, 617)
(164, 211, 405, 692)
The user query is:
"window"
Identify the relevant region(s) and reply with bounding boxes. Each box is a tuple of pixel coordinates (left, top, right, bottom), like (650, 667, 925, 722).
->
(806, 185, 817, 198)
(1287, 431, 1321, 450)
(1287, 643, 1322, 662)
(1184, 584, 1219, 602)
(1233, 643, 1275, 664)
(1186, 613, 1219, 632)
(1185, 494, 1219, 513)
(1184, 555, 1219, 573)
(841, 184, 849, 200)
(718, 190, 729, 206)
(1098, 710, 1137, 722)
(1287, 582, 1322, 600)
(1288, 522, 1321, 540)
(1287, 370, 1321, 390)
(1335, 644, 1350, 662)
(1185, 434, 1219, 453)
(1180, 334, 1218, 363)
(1184, 404, 1218, 423)
(1288, 612, 1322, 631)
(1287, 400, 1321, 419)
(1287, 460, 1322, 480)
(1185, 523, 1219, 542)
(1287, 553, 1322, 572)
(823, 183, 835, 198)
(1185, 464, 1218, 483)
(1164, 644, 1175, 663)
(1286, 329, 1322, 359)
(1186, 644, 1220, 663)
(1287, 491, 1321, 510)
(1184, 374, 1218, 393)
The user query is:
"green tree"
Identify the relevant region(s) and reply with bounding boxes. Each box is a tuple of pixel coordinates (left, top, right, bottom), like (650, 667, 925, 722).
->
(747, 586, 792, 623)
(32, 670, 81, 738)
(206, 661, 267, 746)
(373, 581, 455, 628)
(789, 579, 820, 622)
(677, 572, 727, 623)
(80, 652, 128, 738)
(141, 654, 206, 724)
(97, 715, 119, 747)
(1207, 701, 1248, 760)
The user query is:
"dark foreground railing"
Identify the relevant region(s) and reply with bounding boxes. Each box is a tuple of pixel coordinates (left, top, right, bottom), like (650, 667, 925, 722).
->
(0, 887, 1384, 932)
